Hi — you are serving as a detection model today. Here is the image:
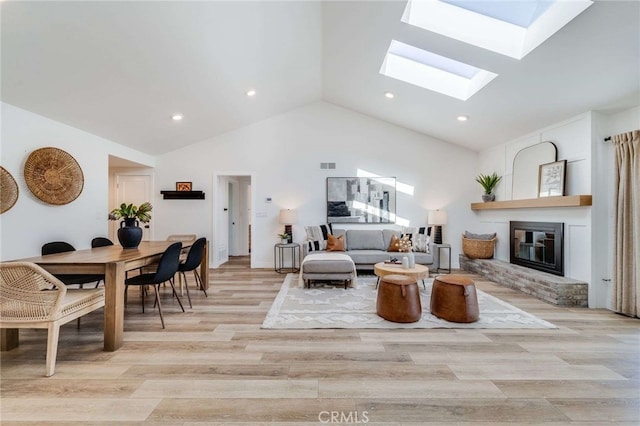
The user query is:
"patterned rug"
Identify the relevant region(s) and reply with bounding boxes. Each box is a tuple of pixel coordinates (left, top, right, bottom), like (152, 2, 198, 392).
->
(262, 274, 557, 329)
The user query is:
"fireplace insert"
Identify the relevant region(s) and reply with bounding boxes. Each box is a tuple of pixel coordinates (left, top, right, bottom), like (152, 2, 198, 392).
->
(510, 221, 564, 276)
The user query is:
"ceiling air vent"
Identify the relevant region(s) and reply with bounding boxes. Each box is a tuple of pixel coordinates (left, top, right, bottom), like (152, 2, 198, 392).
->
(320, 162, 336, 169)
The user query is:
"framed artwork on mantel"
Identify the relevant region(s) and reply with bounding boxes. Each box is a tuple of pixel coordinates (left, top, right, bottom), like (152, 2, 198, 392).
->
(538, 160, 566, 197)
(326, 177, 396, 224)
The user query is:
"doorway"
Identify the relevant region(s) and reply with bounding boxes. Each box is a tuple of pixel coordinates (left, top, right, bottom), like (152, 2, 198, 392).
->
(111, 171, 154, 242)
(213, 173, 254, 268)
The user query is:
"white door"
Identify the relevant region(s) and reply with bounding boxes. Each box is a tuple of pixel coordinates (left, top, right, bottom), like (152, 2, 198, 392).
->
(114, 174, 153, 241)
(215, 175, 230, 266)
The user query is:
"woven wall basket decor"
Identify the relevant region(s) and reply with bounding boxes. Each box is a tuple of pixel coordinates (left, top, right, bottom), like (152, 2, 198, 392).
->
(24, 147, 84, 205)
(0, 166, 19, 214)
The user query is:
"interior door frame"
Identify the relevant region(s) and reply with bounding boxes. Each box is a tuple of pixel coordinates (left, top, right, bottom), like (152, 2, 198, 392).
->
(213, 172, 255, 268)
(112, 171, 154, 242)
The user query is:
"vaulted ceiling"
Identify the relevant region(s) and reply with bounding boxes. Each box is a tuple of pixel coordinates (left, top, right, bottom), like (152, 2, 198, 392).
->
(2, 1, 638, 155)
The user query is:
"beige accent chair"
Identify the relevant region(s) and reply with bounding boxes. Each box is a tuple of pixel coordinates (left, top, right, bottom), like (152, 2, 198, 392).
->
(0, 262, 105, 377)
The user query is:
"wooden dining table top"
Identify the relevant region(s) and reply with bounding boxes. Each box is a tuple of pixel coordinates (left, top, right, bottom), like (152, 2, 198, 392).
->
(16, 240, 187, 266)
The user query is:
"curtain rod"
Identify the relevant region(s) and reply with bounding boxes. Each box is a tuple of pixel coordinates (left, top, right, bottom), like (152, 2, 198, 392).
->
(604, 136, 611, 142)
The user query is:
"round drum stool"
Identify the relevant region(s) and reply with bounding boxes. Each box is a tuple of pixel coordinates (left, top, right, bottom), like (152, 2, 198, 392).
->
(430, 275, 479, 323)
(376, 274, 422, 323)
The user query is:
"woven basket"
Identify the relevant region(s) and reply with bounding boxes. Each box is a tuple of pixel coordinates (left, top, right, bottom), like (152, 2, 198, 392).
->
(1, 166, 19, 214)
(24, 147, 84, 205)
(462, 237, 496, 259)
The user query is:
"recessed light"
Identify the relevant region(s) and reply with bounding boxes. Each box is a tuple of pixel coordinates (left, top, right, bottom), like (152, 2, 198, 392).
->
(246, 89, 256, 97)
(457, 115, 469, 122)
(384, 91, 395, 99)
(171, 113, 183, 121)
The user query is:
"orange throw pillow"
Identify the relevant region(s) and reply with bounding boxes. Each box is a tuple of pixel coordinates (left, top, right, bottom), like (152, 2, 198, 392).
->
(387, 234, 401, 252)
(327, 234, 345, 251)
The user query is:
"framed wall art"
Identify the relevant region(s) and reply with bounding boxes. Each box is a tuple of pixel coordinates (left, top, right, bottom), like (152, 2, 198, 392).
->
(538, 160, 566, 198)
(326, 177, 396, 224)
(176, 181, 192, 191)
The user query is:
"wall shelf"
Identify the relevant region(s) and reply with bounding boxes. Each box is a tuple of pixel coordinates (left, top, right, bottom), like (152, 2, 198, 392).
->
(160, 190, 205, 200)
(471, 195, 592, 210)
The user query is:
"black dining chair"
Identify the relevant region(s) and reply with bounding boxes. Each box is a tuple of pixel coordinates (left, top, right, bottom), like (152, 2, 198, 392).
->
(91, 237, 114, 248)
(177, 237, 207, 308)
(41, 241, 104, 288)
(124, 242, 184, 328)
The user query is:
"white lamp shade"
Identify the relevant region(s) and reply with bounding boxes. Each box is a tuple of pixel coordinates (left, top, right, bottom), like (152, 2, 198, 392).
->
(279, 209, 297, 224)
(428, 209, 448, 225)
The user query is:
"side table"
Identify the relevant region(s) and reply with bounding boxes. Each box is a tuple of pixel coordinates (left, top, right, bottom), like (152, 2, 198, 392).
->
(433, 243, 451, 273)
(274, 242, 301, 273)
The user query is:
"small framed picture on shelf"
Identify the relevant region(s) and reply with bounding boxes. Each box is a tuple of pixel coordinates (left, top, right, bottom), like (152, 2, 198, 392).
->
(176, 181, 192, 192)
(538, 160, 566, 198)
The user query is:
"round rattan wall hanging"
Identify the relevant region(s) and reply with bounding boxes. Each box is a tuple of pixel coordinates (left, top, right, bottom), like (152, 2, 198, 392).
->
(0, 166, 19, 214)
(24, 147, 84, 205)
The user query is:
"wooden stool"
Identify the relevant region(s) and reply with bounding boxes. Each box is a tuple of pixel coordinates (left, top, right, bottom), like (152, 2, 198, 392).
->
(376, 274, 422, 323)
(430, 275, 479, 323)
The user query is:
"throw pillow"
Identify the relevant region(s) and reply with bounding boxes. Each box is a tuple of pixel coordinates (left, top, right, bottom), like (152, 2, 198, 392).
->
(326, 234, 345, 251)
(398, 234, 411, 252)
(305, 224, 333, 252)
(413, 233, 431, 253)
(305, 224, 333, 242)
(387, 234, 401, 252)
(402, 226, 431, 253)
(306, 240, 327, 252)
(465, 231, 496, 240)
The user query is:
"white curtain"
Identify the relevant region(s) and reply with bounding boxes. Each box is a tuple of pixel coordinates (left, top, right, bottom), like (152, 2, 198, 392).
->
(611, 130, 640, 317)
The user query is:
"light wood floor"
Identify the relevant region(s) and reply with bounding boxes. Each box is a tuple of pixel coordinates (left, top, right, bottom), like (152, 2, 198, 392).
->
(1, 256, 638, 425)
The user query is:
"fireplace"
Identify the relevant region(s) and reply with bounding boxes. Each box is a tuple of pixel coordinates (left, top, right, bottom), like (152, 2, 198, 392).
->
(510, 221, 564, 276)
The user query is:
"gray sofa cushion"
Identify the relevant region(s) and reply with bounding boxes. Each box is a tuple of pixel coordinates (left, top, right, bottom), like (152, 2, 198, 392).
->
(413, 252, 434, 264)
(347, 250, 392, 265)
(346, 229, 385, 250)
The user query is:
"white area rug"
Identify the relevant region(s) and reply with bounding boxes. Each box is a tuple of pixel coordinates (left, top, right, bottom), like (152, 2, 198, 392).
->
(262, 274, 557, 329)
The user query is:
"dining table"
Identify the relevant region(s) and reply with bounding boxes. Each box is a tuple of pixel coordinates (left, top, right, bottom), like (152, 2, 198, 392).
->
(1, 240, 208, 352)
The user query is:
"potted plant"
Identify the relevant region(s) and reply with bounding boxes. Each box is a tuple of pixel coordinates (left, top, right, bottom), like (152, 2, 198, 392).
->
(277, 232, 290, 244)
(475, 172, 502, 202)
(109, 202, 152, 248)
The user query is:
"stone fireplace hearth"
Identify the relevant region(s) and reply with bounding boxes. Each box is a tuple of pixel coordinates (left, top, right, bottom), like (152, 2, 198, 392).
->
(459, 255, 588, 307)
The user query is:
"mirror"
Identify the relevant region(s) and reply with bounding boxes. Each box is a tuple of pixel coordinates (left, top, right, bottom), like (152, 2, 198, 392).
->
(512, 142, 557, 200)
(327, 177, 396, 224)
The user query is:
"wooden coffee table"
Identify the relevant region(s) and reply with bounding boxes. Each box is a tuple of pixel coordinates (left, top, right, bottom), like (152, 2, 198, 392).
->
(374, 262, 429, 289)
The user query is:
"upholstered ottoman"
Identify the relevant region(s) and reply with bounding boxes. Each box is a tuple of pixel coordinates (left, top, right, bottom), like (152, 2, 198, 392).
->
(430, 275, 479, 323)
(301, 253, 356, 289)
(376, 274, 422, 323)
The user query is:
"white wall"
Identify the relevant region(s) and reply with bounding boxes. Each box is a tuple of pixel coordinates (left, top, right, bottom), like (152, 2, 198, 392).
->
(154, 101, 479, 269)
(477, 108, 640, 309)
(0, 102, 155, 260)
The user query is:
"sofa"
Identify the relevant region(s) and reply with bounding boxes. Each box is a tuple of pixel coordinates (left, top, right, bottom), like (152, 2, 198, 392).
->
(303, 228, 437, 271)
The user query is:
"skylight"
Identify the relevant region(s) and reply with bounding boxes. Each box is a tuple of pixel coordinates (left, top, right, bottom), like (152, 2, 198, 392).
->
(441, 0, 555, 28)
(402, 0, 593, 59)
(379, 40, 498, 101)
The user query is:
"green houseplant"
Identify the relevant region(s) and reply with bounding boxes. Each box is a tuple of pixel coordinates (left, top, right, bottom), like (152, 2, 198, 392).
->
(475, 172, 502, 202)
(108, 202, 152, 248)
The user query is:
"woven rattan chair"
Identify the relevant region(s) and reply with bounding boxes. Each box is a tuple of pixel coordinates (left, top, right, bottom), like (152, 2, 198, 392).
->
(0, 262, 105, 377)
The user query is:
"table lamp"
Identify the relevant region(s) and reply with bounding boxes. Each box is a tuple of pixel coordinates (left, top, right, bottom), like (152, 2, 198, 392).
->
(428, 209, 447, 245)
(279, 209, 297, 243)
